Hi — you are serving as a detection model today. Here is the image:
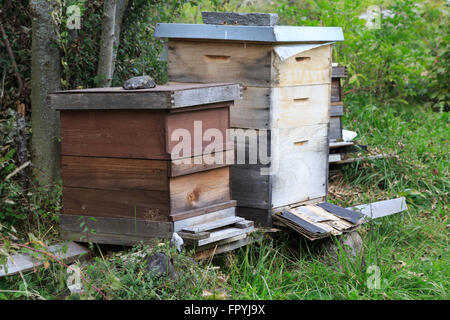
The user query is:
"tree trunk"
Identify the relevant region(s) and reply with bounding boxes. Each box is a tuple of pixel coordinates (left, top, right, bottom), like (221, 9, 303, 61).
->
(97, 0, 128, 87)
(30, 0, 61, 187)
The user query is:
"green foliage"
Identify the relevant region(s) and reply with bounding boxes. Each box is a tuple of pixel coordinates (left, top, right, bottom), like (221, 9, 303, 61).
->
(276, 0, 449, 110)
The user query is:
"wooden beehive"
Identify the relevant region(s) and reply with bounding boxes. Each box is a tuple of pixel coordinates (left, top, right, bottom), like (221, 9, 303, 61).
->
(330, 66, 348, 141)
(154, 23, 344, 226)
(50, 83, 254, 246)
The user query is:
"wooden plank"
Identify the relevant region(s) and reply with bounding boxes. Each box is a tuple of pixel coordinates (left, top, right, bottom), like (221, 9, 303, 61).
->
(231, 164, 271, 209)
(59, 214, 173, 238)
(60, 110, 169, 159)
(169, 167, 231, 214)
(61, 156, 168, 191)
(329, 116, 342, 140)
(231, 86, 270, 129)
(172, 85, 240, 108)
(168, 40, 272, 87)
(177, 231, 211, 241)
(62, 187, 170, 220)
(329, 141, 355, 149)
(334, 153, 394, 165)
(278, 210, 328, 234)
(234, 220, 254, 229)
(173, 205, 236, 231)
(193, 237, 253, 260)
(165, 106, 232, 158)
(50, 83, 241, 110)
(273, 44, 332, 86)
(331, 66, 347, 78)
(0, 242, 89, 277)
(348, 197, 408, 220)
(192, 234, 247, 252)
(170, 150, 233, 177)
(330, 104, 343, 116)
(182, 216, 244, 234)
(197, 226, 254, 246)
(60, 230, 161, 246)
(330, 78, 341, 102)
(271, 84, 330, 128)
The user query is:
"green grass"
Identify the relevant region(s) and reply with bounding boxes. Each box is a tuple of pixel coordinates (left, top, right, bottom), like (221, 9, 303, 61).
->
(0, 101, 448, 300)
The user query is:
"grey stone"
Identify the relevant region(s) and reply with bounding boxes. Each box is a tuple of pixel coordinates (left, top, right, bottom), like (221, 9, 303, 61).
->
(201, 12, 279, 26)
(146, 252, 178, 281)
(320, 231, 365, 272)
(123, 76, 156, 90)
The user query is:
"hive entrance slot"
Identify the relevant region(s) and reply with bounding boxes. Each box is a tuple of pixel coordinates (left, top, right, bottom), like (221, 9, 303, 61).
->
(295, 56, 311, 62)
(204, 55, 231, 63)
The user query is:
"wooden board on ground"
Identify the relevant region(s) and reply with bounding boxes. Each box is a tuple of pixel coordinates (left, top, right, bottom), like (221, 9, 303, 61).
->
(0, 242, 90, 277)
(348, 197, 408, 220)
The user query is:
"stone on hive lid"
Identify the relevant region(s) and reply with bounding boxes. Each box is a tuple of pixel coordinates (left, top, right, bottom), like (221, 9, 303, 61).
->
(201, 11, 278, 26)
(123, 75, 156, 90)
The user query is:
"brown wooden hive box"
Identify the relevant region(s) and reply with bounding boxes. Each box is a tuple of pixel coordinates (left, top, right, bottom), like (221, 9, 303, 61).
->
(49, 83, 257, 246)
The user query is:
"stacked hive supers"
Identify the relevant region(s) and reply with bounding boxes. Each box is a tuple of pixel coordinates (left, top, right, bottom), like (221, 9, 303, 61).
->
(329, 66, 348, 142)
(154, 23, 344, 226)
(50, 83, 255, 249)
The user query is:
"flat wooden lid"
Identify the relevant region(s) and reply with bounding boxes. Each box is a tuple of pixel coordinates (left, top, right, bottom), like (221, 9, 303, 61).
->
(50, 82, 241, 110)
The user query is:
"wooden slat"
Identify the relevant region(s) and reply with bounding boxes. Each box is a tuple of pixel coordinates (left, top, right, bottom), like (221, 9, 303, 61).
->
(330, 104, 343, 116)
(61, 156, 168, 191)
(231, 86, 271, 129)
(331, 66, 347, 78)
(193, 237, 253, 260)
(329, 116, 342, 140)
(62, 187, 170, 220)
(168, 40, 272, 87)
(234, 220, 254, 229)
(173, 205, 236, 230)
(182, 216, 244, 234)
(60, 230, 161, 246)
(0, 242, 89, 277)
(237, 206, 272, 227)
(59, 214, 173, 238)
(169, 167, 231, 215)
(169, 149, 233, 177)
(197, 226, 254, 246)
(348, 197, 408, 220)
(50, 83, 241, 110)
(330, 78, 341, 102)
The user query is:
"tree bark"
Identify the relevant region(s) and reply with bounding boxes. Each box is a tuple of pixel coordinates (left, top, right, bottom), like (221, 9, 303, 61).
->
(97, 0, 128, 87)
(30, 0, 61, 187)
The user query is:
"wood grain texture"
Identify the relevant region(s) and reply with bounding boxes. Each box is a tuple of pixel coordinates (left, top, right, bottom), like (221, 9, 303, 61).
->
(331, 78, 341, 102)
(271, 125, 328, 208)
(271, 84, 330, 128)
(60, 110, 168, 159)
(169, 167, 231, 214)
(62, 187, 170, 220)
(170, 149, 234, 177)
(273, 44, 332, 86)
(60, 214, 173, 238)
(231, 86, 271, 129)
(330, 103, 343, 116)
(168, 40, 272, 87)
(61, 156, 169, 191)
(60, 106, 232, 160)
(331, 66, 347, 78)
(329, 116, 342, 140)
(173, 205, 236, 230)
(50, 83, 241, 110)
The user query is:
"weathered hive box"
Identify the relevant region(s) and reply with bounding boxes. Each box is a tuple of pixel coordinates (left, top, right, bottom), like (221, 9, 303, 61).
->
(154, 22, 344, 226)
(330, 66, 347, 141)
(50, 83, 255, 246)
